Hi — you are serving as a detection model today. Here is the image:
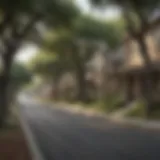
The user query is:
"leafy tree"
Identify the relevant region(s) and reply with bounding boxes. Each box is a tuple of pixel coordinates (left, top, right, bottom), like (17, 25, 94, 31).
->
(1, 62, 32, 122)
(30, 51, 68, 82)
(35, 15, 124, 102)
(0, 0, 79, 127)
(30, 51, 69, 99)
(90, 0, 160, 62)
(74, 15, 125, 48)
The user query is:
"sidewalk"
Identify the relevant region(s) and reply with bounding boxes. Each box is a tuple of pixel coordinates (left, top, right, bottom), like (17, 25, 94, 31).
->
(0, 128, 31, 160)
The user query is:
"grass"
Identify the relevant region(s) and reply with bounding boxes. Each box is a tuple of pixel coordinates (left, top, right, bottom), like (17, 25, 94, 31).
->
(38, 93, 126, 115)
(39, 93, 126, 114)
(93, 94, 125, 113)
(126, 100, 146, 118)
(72, 94, 126, 114)
(126, 100, 160, 120)
(149, 110, 160, 120)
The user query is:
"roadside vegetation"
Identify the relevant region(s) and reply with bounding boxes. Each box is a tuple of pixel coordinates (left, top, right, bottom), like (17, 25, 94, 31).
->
(0, 0, 159, 158)
(126, 101, 160, 120)
(29, 0, 160, 120)
(0, 0, 159, 133)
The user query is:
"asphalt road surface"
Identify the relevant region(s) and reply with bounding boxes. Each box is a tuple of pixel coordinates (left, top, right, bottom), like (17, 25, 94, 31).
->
(20, 98, 160, 160)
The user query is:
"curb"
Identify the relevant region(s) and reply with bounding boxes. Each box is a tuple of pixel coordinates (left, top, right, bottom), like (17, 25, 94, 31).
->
(109, 117, 160, 130)
(18, 105, 45, 160)
(36, 98, 160, 130)
(50, 102, 160, 130)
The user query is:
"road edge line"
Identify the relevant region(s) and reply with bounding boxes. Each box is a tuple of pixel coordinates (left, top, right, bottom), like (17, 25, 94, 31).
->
(109, 117, 160, 130)
(36, 98, 160, 130)
(18, 105, 45, 160)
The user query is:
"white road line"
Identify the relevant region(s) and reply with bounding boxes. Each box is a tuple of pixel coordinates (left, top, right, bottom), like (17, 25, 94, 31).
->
(18, 104, 45, 160)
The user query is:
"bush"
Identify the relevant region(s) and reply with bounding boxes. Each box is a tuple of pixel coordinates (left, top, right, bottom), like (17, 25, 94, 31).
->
(126, 100, 146, 118)
(91, 93, 125, 113)
(126, 100, 160, 120)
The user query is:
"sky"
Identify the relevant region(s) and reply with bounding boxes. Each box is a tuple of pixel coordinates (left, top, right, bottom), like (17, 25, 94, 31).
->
(75, 0, 121, 20)
(16, 0, 121, 63)
(15, 44, 38, 63)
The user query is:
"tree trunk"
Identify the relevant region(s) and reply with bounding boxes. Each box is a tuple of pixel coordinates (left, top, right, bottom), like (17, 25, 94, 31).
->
(126, 75, 134, 103)
(136, 35, 153, 116)
(0, 80, 9, 128)
(0, 12, 12, 35)
(76, 64, 88, 102)
(0, 14, 40, 128)
(0, 51, 14, 128)
(71, 44, 88, 103)
(123, 3, 153, 116)
(51, 79, 59, 100)
(74, 58, 87, 102)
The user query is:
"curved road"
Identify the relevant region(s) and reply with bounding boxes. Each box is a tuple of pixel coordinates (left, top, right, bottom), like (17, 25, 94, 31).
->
(20, 97, 160, 160)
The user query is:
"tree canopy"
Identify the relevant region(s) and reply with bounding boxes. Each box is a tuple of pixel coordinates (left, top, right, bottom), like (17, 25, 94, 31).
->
(43, 15, 125, 52)
(33, 15, 125, 81)
(30, 51, 68, 81)
(90, 0, 160, 29)
(30, 13, 126, 102)
(73, 15, 125, 48)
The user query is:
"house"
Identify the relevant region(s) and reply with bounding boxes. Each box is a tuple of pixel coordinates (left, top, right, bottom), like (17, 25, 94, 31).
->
(108, 19, 160, 102)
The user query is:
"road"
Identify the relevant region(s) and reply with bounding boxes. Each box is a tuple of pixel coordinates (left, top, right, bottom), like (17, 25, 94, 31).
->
(20, 97, 160, 160)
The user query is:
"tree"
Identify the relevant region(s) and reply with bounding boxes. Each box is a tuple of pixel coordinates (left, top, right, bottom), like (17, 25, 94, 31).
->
(0, 0, 79, 127)
(73, 15, 125, 48)
(90, 0, 160, 61)
(90, 0, 160, 115)
(30, 51, 70, 99)
(37, 15, 124, 102)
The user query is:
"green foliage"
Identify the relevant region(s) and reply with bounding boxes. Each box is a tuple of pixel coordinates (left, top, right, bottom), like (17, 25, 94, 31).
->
(43, 15, 125, 50)
(74, 16, 125, 48)
(0, 0, 79, 127)
(0, 0, 34, 13)
(30, 52, 68, 81)
(0, 0, 79, 18)
(90, 0, 160, 18)
(42, 15, 125, 60)
(90, 0, 160, 9)
(149, 110, 160, 120)
(45, 1, 80, 28)
(89, 94, 125, 113)
(10, 63, 32, 87)
(90, 0, 159, 35)
(126, 101, 146, 118)
(129, 0, 160, 14)
(0, 0, 80, 43)
(126, 101, 160, 120)
(43, 30, 74, 55)
(30, 14, 125, 101)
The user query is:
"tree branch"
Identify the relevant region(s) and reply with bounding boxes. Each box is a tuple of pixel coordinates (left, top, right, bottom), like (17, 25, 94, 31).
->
(1, 14, 41, 72)
(0, 12, 12, 36)
(3, 14, 41, 53)
(18, 14, 42, 39)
